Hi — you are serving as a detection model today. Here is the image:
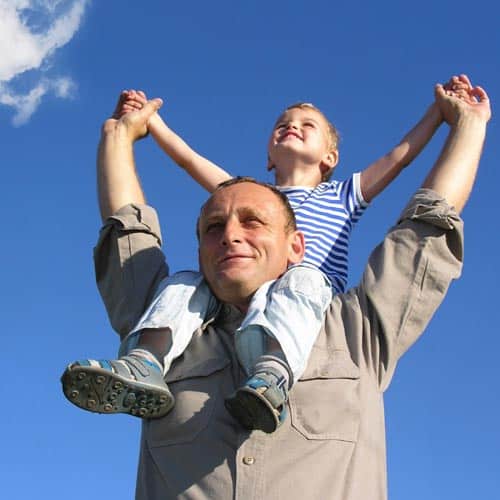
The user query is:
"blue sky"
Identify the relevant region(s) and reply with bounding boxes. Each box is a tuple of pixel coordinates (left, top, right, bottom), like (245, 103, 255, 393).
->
(1, 1, 499, 498)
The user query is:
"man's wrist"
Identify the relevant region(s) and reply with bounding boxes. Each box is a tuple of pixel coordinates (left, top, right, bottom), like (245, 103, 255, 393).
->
(101, 119, 135, 144)
(454, 111, 488, 128)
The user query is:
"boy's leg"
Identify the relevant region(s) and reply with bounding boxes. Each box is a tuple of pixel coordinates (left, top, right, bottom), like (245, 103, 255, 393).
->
(61, 271, 217, 419)
(225, 265, 332, 433)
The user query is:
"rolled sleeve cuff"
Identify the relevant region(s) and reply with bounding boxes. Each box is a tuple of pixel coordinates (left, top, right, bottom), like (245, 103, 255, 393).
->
(93, 204, 168, 337)
(102, 203, 163, 243)
(398, 188, 462, 230)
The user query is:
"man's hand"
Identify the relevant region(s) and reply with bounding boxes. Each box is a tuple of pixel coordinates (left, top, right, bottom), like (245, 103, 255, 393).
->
(103, 92, 163, 143)
(112, 89, 149, 119)
(435, 74, 491, 126)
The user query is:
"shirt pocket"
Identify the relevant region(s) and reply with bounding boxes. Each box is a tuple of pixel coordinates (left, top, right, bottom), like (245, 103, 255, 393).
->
(289, 348, 360, 442)
(145, 355, 229, 447)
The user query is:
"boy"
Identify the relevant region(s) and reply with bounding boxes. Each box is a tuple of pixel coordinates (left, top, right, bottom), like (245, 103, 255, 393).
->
(62, 76, 468, 433)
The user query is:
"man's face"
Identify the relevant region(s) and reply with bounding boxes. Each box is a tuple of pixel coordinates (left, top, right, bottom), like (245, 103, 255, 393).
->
(198, 182, 304, 311)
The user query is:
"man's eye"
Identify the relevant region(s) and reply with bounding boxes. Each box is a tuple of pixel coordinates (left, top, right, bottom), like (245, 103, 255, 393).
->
(205, 223, 222, 233)
(244, 217, 262, 226)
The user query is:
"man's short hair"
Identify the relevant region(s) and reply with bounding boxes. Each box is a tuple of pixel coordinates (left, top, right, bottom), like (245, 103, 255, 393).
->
(197, 176, 297, 239)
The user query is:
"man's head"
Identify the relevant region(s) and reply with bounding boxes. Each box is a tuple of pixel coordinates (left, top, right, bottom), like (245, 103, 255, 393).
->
(267, 103, 339, 183)
(197, 178, 305, 311)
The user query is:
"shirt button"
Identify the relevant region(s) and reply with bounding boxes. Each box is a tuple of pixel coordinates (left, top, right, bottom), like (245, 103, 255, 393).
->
(243, 456, 255, 465)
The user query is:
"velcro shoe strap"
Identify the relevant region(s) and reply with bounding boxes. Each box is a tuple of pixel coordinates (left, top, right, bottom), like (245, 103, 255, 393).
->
(120, 356, 151, 378)
(263, 385, 286, 408)
(109, 359, 134, 378)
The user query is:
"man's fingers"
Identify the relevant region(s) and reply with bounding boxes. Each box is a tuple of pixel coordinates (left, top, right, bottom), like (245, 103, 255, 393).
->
(472, 85, 489, 102)
(111, 90, 130, 118)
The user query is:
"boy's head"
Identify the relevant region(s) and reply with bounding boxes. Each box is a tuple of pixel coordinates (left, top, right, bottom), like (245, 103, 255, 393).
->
(267, 103, 339, 184)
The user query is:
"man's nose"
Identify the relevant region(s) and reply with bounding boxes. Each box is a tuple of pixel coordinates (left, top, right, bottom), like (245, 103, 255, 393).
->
(221, 218, 243, 245)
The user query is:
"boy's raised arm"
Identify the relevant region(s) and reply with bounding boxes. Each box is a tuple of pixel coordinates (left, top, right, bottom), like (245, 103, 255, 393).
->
(148, 112, 233, 192)
(118, 90, 232, 193)
(359, 99, 443, 203)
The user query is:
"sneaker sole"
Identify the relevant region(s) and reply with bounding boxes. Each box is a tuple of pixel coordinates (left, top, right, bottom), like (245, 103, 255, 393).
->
(225, 386, 280, 433)
(61, 365, 174, 419)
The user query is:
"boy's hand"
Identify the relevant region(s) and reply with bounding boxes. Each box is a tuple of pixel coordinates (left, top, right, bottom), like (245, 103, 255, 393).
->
(435, 74, 491, 125)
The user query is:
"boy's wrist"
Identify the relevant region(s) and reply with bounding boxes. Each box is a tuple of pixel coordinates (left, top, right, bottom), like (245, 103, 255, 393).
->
(426, 101, 444, 125)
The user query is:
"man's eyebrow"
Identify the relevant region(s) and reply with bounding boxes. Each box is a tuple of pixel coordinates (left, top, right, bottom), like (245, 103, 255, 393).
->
(200, 212, 225, 225)
(237, 206, 268, 219)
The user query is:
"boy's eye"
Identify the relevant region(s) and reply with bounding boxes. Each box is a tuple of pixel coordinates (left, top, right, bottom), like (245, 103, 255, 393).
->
(303, 121, 315, 128)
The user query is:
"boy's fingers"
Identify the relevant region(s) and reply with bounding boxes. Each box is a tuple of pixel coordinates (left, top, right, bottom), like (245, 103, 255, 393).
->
(434, 83, 446, 97)
(458, 74, 472, 88)
(139, 98, 163, 118)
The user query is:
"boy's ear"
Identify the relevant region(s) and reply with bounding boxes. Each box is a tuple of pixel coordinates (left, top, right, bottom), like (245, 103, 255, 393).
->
(325, 149, 339, 168)
(320, 149, 339, 178)
(267, 154, 275, 172)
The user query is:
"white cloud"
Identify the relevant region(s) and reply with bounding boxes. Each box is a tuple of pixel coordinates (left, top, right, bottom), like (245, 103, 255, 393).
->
(0, 0, 88, 126)
(0, 77, 75, 125)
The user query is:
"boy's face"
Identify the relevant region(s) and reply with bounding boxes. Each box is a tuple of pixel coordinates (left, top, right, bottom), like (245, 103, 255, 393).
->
(267, 107, 336, 175)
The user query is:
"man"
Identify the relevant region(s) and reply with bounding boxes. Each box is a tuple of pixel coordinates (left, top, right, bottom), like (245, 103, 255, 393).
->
(93, 76, 489, 499)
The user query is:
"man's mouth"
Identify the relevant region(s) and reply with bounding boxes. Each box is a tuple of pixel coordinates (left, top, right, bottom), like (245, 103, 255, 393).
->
(218, 254, 253, 264)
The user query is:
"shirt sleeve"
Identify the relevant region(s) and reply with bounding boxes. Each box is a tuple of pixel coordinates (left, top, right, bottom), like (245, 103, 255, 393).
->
(324, 188, 464, 390)
(93, 203, 169, 337)
(339, 173, 369, 227)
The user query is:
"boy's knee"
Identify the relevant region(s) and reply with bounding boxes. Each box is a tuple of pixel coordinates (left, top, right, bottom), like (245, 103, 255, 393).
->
(274, 265, 330, 297)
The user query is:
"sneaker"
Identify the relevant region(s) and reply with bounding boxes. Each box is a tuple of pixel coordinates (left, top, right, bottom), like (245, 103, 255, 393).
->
(61, 354, 174, 419)
(224, 371, 288, 433)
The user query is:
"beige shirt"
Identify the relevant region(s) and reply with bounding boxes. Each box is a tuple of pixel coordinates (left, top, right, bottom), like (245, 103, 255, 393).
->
(94, 189, 464, 500)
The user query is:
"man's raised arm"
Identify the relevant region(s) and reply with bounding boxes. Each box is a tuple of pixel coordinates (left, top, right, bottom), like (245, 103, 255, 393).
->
(94, 95, 168, 335)
(348, 75, 491, 390)
(97, 95, 163, 220)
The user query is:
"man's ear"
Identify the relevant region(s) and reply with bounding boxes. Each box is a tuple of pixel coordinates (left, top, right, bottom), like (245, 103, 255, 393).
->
(287, 230, 306, 265)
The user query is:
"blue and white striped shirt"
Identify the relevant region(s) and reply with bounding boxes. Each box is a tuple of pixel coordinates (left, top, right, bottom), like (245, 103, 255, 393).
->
(279, 173, 368, 294)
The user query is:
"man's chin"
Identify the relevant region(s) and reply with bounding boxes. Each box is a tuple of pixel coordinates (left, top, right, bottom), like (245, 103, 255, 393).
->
(211, 273, 257, 303)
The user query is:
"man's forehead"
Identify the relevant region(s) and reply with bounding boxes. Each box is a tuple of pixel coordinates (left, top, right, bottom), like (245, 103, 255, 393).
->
(201, 182, 282, 218)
